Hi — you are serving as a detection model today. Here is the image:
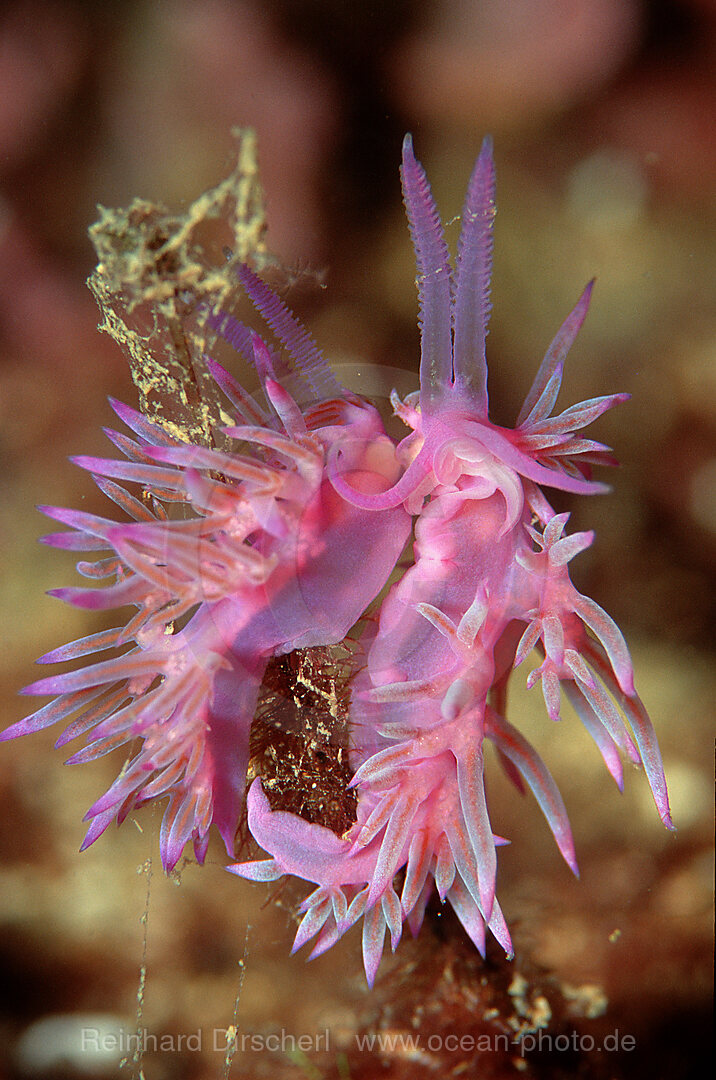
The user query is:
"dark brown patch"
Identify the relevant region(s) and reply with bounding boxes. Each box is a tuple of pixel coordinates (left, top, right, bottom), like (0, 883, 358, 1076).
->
(249, 643, 358, 836)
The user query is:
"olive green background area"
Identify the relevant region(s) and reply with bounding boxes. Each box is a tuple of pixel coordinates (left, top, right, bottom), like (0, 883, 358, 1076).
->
(0, 2, 713, 1078)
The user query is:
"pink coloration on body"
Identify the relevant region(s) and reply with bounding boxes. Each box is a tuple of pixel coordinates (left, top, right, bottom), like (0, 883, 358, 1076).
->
(6, 267, 410, 870)
(230, 136, 673, 984)
(7, 135, 672, 986)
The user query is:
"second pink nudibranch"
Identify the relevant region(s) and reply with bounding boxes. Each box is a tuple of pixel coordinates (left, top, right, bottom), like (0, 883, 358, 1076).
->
(233, 134, 673, 984)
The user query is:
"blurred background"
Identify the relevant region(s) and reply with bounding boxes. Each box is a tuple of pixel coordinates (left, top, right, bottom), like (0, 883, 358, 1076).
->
(0, 1, 713, 1078)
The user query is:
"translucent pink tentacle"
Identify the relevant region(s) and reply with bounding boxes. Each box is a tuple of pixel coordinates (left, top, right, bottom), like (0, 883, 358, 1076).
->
(452, 135, 495, 413)
(517, 281, 594, 426)
(400, 134, 453, 408)
(236, 264, 343, 401)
